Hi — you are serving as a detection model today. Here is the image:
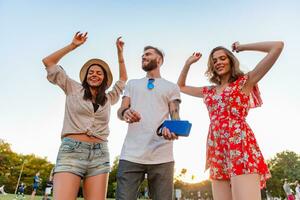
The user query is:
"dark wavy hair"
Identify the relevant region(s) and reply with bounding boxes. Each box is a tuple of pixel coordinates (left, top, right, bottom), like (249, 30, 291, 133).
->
(206, 46, 244, 85)
(82, 65, 108, 106)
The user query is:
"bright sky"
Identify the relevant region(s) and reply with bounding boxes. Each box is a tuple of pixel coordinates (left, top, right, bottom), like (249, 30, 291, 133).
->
(1, 0, 299, 183)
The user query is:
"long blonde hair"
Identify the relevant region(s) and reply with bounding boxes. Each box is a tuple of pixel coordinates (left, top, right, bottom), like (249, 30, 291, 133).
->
(205, 46, 244, 85)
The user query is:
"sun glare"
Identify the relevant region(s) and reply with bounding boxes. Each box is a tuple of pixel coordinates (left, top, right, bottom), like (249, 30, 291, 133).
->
(175, 168, 209, 184)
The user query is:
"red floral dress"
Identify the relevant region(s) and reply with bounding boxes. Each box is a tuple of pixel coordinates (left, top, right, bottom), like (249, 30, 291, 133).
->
(202, 75, 271, 188)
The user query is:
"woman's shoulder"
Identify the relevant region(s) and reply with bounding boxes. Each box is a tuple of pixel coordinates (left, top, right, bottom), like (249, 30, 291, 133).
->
(203, 85, 216, 90)
(202, 85, 216, 95)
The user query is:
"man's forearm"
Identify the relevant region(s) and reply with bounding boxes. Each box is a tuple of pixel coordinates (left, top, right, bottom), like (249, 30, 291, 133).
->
(117, 106, 129, 120)
(169, 99, 181, 120)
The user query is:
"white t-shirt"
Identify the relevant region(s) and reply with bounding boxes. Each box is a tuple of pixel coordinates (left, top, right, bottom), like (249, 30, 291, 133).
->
(120, 77, 181, 164)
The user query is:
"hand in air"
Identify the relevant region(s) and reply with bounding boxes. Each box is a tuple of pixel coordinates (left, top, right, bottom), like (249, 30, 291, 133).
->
(116, 36, 124, 52)
(185, 52, 202, 65)
(71, 31, 88, 48)
(232, 41, 241, 53)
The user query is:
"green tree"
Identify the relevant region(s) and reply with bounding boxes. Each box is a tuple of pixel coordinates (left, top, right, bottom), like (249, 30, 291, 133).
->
(0, 139, 22, 192)
(20, 154, 54, 195)
(0, 139, 54, 195)
(107, 156, 119, 198)
(267, 151, 300, 198)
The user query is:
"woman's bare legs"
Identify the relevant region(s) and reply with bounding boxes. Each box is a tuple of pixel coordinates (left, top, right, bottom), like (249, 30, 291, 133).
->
(211, 180, 232, 200)
(83, 173, 109, 200)
(231, 174, 261, 200)
(53, 172, 81, 200)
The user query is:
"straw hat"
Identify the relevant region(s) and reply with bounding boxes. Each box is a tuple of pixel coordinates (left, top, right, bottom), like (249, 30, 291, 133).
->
(79, 58, 113, 88)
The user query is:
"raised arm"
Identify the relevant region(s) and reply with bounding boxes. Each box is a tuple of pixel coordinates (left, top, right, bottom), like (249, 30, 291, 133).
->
(232, 41, 284, 89)
(42, 32, 88, 68)
(177, 52, 205, 98)
(116, 37, 128, 82)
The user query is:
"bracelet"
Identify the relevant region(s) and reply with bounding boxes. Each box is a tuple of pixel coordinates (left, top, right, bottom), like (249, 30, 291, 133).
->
(121, 107, 130, 118)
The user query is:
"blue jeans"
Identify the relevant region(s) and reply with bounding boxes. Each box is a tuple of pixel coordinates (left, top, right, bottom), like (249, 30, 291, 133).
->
(54, 137, 110, 178)
(116, 160, 174, 200)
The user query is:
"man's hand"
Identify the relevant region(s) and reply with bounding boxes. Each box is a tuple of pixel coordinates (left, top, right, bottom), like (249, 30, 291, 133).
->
(123, 109, 141, 123)
(162, 127, 178, 140)
(116, 36, 124, 52)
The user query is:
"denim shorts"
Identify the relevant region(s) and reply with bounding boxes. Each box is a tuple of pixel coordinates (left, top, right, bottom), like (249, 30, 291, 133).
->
(33, 183, 38, 191)
(54, 137, 110, 178)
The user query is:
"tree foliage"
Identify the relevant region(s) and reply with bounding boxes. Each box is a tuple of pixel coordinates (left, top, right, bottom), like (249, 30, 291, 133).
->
(2, 138, 299, 199)
(0, 139, 54, 195)
(267, 151, 300, 198)
(107, 156, 119, 198)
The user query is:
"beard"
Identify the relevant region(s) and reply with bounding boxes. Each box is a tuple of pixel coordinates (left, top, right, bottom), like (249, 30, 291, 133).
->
(142, 59, 158, 72)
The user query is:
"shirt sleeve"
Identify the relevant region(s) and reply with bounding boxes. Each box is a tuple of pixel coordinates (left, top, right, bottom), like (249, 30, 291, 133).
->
(123, 80, 132, 98)
(107, 80, 126, 105)
(46, 65, 79, 95)
(168, 84, 181, 103)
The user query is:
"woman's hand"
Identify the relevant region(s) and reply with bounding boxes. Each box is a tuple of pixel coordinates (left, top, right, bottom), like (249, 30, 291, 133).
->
(42, 32, 87, 68)
(116, 36, 124, 52)
(232, 41, 241, 53)
(177, 52, 204, 98)
(240, 41, 284, 87)
(71, 31, 88, 49)
(185, 52, 202, 66)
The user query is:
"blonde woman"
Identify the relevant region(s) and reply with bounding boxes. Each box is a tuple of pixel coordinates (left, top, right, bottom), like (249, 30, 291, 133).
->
(177, 41, 283, 200)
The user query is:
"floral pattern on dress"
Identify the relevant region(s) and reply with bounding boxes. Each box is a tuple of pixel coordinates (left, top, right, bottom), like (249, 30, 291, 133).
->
(202, 75, 271, 188)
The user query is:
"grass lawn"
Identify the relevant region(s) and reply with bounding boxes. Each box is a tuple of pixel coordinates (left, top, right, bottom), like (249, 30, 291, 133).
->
(0, 194, 116, 200)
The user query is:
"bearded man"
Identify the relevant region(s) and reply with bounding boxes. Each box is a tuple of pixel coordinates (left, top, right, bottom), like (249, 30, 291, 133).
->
(116, 45, 181, 200)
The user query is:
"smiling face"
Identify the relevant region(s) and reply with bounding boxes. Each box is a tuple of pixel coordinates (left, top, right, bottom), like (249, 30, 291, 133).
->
(142, 49, 160, 72)
(86, 65, 105, 87)
(212, 50, 231, 76)
(206, 46, 242, 85)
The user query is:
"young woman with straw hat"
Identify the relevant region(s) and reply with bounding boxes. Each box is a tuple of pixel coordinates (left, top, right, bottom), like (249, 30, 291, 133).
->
(42, 32, 127, 200)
